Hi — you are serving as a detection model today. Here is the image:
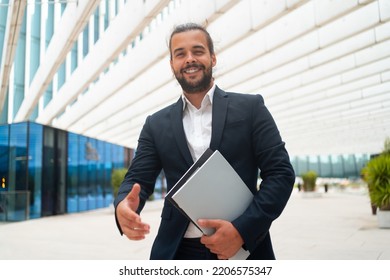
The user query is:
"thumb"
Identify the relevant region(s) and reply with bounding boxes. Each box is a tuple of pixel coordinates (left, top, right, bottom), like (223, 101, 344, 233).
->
(126, 183, 141, 211)
(198, 219, 223, 229)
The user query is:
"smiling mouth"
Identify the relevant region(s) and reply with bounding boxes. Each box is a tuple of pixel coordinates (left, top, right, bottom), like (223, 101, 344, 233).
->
(183, 67, 199, 74)
(182, 64, 204, 74)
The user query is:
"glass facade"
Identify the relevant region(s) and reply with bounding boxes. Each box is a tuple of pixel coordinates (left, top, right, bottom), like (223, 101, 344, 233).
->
(0, 1, 8, 66)
(67, 132, 79, 213)
(0, 125, 9, 191)
(0, 124, 9, 221)
(28, 122, 43, 218)
(0, 121, 132, 221)
(291, 153, 370, 179)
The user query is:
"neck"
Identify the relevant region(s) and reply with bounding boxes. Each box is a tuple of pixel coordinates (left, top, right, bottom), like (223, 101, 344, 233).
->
(183, 92, 206, 109)
(183, 83, 213, 109)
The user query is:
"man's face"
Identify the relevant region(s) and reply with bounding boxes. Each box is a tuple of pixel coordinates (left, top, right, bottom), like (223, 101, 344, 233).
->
(170, 30, 216, 94)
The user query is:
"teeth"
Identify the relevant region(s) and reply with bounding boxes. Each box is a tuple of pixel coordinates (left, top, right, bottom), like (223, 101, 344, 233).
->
(184, 68, 198, 73)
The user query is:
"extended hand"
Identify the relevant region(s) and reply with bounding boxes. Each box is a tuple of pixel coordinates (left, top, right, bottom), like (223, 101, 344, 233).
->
(198, 219, 244, 259)
(116, 183, 150, 240)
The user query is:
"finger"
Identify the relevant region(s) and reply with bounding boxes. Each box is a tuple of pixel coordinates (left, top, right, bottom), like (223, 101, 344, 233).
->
(125, 225, 150, 234)
(122, 224, 150, 240)
(119, 211, 150, 234)
(198, 219, 223, 228)
(124, 230, 148, 241)
(127, 183, 141, 200)
(123, 219, 150, 231)
(117, 187, 149, 233)
(200, 234, 215, 246)
(117, 202, 141, 225)
(204, 243, 222, 256)
(122, 183, 142, 213)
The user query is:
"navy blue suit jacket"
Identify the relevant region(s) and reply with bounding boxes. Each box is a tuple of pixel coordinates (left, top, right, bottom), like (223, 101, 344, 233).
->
(114, 86, 295, 259)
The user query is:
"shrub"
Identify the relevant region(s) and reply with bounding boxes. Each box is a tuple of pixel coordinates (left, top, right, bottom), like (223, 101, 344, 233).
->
(365, 154, 390, 210)
(301, 170, 317, 192)
(111, 168, 128, 198)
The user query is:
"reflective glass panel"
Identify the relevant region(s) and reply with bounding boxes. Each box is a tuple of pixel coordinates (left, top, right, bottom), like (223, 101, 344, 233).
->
(28, 122, 43, 218)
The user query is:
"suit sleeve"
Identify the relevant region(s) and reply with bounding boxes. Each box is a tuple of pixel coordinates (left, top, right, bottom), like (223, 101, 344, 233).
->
(113, 116, 162, 234)
(232, 95, 295, 253)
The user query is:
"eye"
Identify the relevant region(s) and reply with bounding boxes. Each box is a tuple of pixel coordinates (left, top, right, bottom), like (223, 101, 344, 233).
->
(174, 51, 185, 58)
(194, 50, 204, 55)
(192, 46, 206, 56)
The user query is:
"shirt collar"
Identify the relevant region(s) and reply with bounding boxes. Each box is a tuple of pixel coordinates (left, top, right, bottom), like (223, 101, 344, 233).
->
(182, 84, 216, 111)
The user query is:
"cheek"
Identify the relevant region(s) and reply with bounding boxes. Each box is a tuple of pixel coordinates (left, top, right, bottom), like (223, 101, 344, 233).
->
(172, 66, 181, 75)
(171, 61, 182, 73)
(170, 64, 179, 75)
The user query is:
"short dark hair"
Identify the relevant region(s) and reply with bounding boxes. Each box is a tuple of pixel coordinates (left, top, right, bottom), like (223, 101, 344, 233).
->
(168, 23, 215, 59)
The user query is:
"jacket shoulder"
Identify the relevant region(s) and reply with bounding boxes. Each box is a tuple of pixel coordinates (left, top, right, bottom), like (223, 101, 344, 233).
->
(147, 99, 180, 120)
(215, 86, 264, 102)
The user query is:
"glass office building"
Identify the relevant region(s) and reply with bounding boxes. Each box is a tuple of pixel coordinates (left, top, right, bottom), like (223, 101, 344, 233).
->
(290, 153, 371, 179)
(0, 121, 133, 221)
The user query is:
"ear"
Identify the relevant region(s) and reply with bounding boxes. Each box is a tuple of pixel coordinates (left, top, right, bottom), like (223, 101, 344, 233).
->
(169, 59, 174, 73)
(211, 54, 217, 67)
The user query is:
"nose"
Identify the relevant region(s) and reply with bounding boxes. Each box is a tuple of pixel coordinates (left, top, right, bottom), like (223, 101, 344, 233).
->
(185, 52, 196, 64)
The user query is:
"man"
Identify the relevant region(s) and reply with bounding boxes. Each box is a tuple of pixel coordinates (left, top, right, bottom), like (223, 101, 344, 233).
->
(114, 23, 295, 260)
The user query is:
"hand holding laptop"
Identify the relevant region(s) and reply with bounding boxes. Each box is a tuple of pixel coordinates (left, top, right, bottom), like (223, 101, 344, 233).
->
(198, 219, 245, 260)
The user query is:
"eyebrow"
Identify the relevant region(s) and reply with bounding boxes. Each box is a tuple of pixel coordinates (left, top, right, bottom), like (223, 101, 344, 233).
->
(173, 47, 185, 56)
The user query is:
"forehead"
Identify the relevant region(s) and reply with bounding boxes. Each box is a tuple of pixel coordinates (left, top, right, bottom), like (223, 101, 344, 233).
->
(170, 30, 209, 52)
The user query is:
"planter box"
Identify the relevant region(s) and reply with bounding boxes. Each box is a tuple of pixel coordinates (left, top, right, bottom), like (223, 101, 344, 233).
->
(377, 209, 390, 229)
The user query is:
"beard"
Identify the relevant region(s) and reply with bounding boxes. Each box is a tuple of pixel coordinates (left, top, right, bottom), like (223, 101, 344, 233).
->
(174, 63, 213, 94)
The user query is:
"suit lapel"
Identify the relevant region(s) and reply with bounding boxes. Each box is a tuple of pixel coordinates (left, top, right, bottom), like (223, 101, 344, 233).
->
(170, 98, 193, 166)
(210, 87, 228, 151)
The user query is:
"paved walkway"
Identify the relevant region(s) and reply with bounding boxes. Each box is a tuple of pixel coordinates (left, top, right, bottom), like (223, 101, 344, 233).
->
(0, 187, 389, 260)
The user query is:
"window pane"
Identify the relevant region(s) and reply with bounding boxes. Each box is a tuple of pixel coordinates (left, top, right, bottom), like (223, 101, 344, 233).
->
(56, 130, 67, 214)
(30, 2, 41, 84)
(78, 136, 88, 211)
(83, 26, 89, 58)
(67, 133, 79, 213)
(104, 142, 113, 206)
(0, 124, 9, 221)
(0, 124, 9, 192)
(9, 123, 28, 192)
(319, 155, 332, 178)
(45, 0, 54, 48)
(86, 138, 98, 210)
(8, 123, 28, 221)
(28, 122, 43, 218)
(343, 154, 358, 179)
(330, 155, 344, 178)
(42, 126, 55, 216)
(308, 155, 319, 173)
(296, 156, 308, 176)
(96, 140, 104, 208)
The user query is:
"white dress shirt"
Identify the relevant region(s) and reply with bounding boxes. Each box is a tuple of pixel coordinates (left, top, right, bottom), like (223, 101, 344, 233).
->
(181, 84, 215, 238)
